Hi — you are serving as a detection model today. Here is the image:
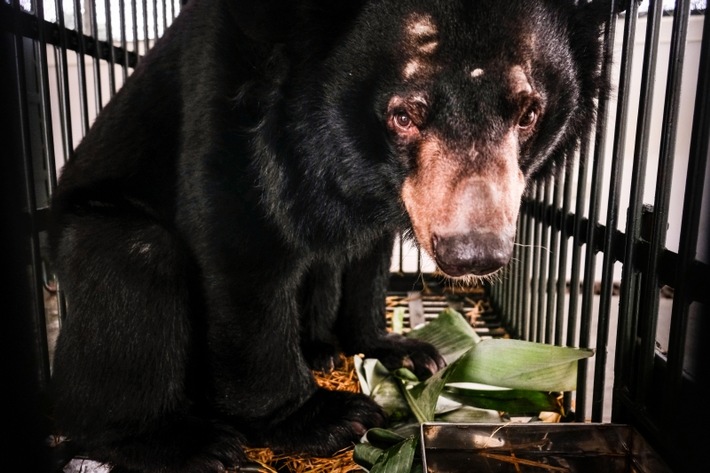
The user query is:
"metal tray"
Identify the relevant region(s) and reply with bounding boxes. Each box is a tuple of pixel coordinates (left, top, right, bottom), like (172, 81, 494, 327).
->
(420, 422, 672, 472)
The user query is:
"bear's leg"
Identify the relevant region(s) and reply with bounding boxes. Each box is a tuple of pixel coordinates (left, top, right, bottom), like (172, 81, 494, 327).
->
(51, 211, 245, 472)
(199, 259, 385, 456)
(336, 234, 446, 380)
(299, 262, 344, 372)
(254, 387, 385, 456)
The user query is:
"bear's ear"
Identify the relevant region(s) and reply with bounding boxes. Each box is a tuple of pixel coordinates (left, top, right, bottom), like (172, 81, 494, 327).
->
(573, 0, 613, 27)
(615, 0, 644, 13)
(229, 0, 367, 44)
(229, 0, 297, 43)
(573, 0, 639, 26)
(565, 0, 635, 109)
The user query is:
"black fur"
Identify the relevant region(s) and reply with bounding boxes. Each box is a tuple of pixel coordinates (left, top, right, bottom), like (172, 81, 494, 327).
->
(49, 0, 609, 471)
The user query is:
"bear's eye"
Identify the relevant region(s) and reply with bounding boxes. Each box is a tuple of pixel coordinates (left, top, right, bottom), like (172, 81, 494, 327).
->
(518, 107, 538, 130)
(386, 95, 425, 137)
(394, 112, 413, 129)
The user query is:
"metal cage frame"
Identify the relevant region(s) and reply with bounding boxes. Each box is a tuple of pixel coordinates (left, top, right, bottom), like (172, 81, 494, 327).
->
(3, 1, 708, 471)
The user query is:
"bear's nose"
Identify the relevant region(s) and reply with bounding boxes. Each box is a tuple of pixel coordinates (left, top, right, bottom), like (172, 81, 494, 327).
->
(432, 232, 513, 277)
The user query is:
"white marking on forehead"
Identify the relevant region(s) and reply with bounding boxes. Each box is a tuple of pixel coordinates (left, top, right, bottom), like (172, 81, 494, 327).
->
(402, 14, 439, 80)
(419, 40, 438, 54)
(470, 68, 485, 78)
(509, 65, 532, 94)
(404, 60, 420, 79)
(408, 17, 437, 37)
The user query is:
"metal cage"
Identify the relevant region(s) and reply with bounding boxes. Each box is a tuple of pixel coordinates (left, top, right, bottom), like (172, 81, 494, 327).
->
(493, 3, 710, 471)
(3, 1, 708, 471)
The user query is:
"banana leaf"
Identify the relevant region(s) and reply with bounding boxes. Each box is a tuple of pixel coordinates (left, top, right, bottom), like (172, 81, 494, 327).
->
(353, 443, 385, 471)
(396, 310, 592, 417)
(364, 428, 407, 449)
(407, 308, 481, 363)
(354, 309, 594, 473)
(368, 436, 418, 473)
(447, 339, 593, 392)
(436, 405, 501, 423)
(442, 384, 562, 415)
(393, 354, 466, 423)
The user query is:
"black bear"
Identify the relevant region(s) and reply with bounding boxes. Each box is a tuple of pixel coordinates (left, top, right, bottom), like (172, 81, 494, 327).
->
(49, 0, 609, 471)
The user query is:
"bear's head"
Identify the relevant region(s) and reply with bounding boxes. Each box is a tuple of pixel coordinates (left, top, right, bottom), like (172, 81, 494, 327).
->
(248, 0, 609, 278)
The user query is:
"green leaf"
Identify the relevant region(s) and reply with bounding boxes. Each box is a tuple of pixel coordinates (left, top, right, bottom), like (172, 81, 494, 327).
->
(436, 404, 502, 423)
(355, 357, 392, 396)
(394, 354, 467, 423)
(371, 374, 412, 422)
(395, 372, 430, 424)
(369, 436, 418, 473)
(442, 384, 562, 415)
(448, 339, 594, 392)
(364, 428, 407, 449)
(393, 367, 419, 383)
(358, 309, 592, 445)
(353, 443, 384, 470)
(392, 306, 406, 334)
(407, 308, 481, 363)
(388, 423, 421, 439)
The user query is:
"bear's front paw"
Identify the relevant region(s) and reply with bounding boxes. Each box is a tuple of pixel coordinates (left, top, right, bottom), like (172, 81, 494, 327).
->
(302, 340, 342, 372)
(364, 333, 447, 380)
(261, 388, 385, 456)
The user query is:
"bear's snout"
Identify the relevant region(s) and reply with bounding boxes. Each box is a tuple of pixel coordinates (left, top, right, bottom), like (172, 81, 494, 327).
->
(432, 231, 514, 277)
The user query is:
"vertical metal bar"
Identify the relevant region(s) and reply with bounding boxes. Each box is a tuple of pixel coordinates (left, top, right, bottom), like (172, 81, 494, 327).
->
(73, 0, 91, 135)
(500, 276, 508, 324)
(143, 0, 150, 54)
(104, 0, 117, 96)
(162, 0, 168, 36)
(516, 210, 527, 336)
(512, 222, 521, 336)
(54, 0, 75, 165)
(615, 0, 664, 408)
(32, 2, 53, 331)
(119, 0, 129, 81)
(9, 0, 52, 388)
(543, 177, 554, 342)
(153, 0, 159, 46)
(3, 7, 54, 467)
(527, 195, 536, 340)
(518, 205, 529, 339)
(555, 155, 574, 347)
(637, 0, 691, 406)
(35, 0, 66, 374)
(35, 0, 58, 203)
(529, 183, 543, 342)
(522, 198, 536, 340)
(510, 213, 523, 336)
(132, 0, 139, 55)
(514, 203, 527, 337)
(664, 2, 709, 430)
(576, 0, 617, 419)
(52, 0, 75, 327)
(593, 0, 639, 422)
(536, 181, 551, 343)
(88, 0, 104, 112)
(567, 136, 589, 419)
(510, 218, 517, 333)
(568, 141, 590, 348)
(546, 171, 562, 345)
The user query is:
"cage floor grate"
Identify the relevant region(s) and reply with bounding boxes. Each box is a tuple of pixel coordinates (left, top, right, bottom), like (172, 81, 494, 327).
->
(385, 289, 508, 339)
